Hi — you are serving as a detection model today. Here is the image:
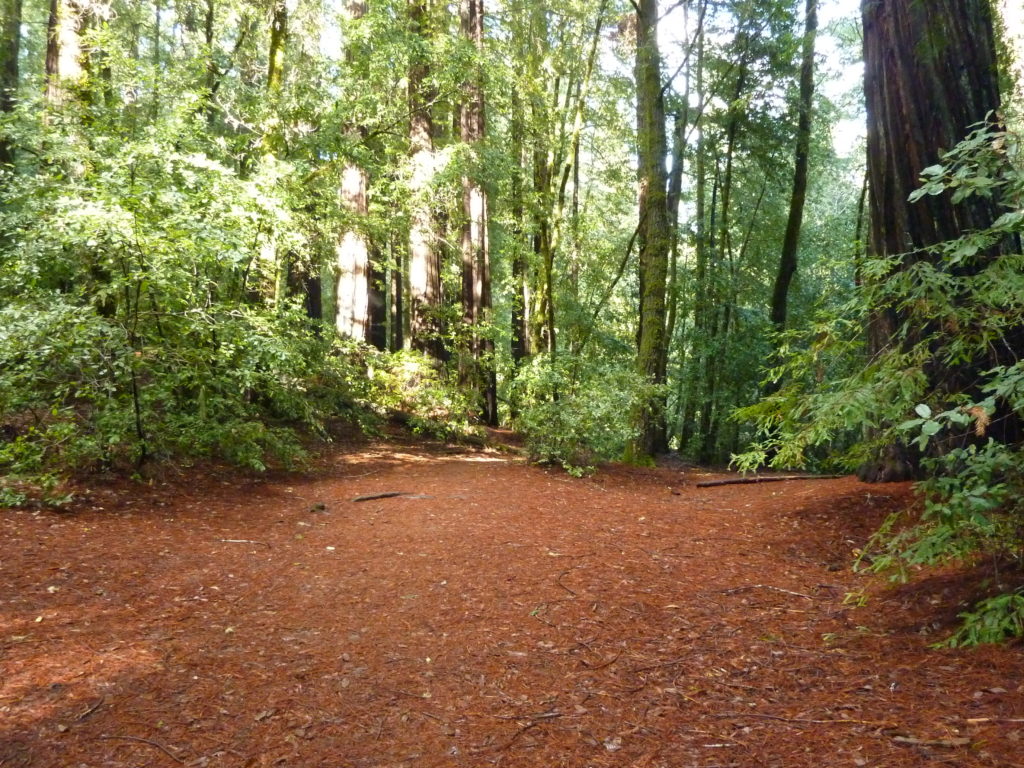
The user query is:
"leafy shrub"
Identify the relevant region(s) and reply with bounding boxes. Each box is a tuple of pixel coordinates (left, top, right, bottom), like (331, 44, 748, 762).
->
(510, 354, 645, 475)
(945, 590, 1024, 647)
(736, 120, 1024, 644)
(360, 349, 478, 440)
(0, 109, 372, 502)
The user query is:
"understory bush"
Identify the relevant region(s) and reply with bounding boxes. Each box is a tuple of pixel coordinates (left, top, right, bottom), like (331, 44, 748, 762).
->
(360, 348, 479, 440)
(0, 111, 361, 503)
(737, 120, 1024, 645)
(509, 354, 646, 475)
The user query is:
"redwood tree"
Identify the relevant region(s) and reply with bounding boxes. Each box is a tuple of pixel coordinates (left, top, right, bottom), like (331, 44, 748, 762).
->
(407, 0, 444, 361)
(860, 0, 1010, 480)
(459, 0, 497, 425)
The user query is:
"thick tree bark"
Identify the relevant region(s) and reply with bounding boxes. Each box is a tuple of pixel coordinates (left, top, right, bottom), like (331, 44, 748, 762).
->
(510, 87, 530, 363)
(367, 252, 388, 350)
(625, 0, 670, 462)
(770, 0, 817, 330)
(0, 0, 20, 166)
(860, 0, 1008, 481)
(45, 0, 83, 106)
(334, 0, 378, 345)
(459, 0, 497, 425)
(408, 0, 445, 361)
(336, 162, 371, 339)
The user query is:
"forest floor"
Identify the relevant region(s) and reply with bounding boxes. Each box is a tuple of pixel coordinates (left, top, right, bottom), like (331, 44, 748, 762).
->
(2, 432, 1023, 768)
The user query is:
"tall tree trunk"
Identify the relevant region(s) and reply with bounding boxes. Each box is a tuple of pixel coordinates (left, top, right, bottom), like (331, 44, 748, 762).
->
(860, 0, 1008, 481)
(510, 87, 530, 363)
(266, 0, 289, 310)
(678, 19, 707, 455)
(408, 0, 445, 360)
(367, 248, 388, 350)
(267, 0, 286, 92)
(770, 0, 817, 330)
(555, 0, 607, 345)
(626, 0, 670, 462)
(459, 0, 496, 425)
(336, 162, 371, 340)
(45, 0, 82, 107)
(526, 0, 553, 359)
(0, 0, 20, 166)
(334, 0, 374, 343)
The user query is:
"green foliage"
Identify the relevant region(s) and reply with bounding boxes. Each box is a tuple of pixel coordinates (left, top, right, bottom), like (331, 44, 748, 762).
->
(0, 98, 363, 501)
(361, 349, 478, 441)
(738, 120, 1024, 644)
(510, 355, 646, 475)
(944, 590, 1024, 647)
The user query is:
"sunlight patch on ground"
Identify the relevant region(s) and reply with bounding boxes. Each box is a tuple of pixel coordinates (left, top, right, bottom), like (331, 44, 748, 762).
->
(334, 450, 510, 467)
(0, 640, 160, 726)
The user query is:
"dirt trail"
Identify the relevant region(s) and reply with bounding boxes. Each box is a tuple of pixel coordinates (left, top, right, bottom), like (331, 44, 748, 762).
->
(2, 439, 1022, 767)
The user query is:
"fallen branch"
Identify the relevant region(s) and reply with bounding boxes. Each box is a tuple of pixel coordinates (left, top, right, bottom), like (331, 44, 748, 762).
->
(892, 736, 971, 748)
(556, 569, 579, 597)
(352, 492, 407, 502)
(497, 712, 563, 751)
(695, 474, 845, 488)
(720, 584, 815, 600)
(710, 713, 888, 727)
(630, 657, 689, 674)
(965, 717, 1024, 725)
(96, 735, 184, 763)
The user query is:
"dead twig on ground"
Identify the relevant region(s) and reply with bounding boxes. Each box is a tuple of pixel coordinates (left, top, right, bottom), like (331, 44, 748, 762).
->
(631, 657, 689, 674)
(696, 474, 845, 488)
(352, 492, 407, 502)
(892, 735, 971, 748)
(556, 569, 579, 597)
(580, 651, 622, 671)
(379, 686, 431, 700)
(492, 711, 562, 722)
(710, 712, 889, 727)
(720, 584, 815, 600)
(76, 697, 105, 720)
(95, 735, 184, 763)
(496, 712, 563, 751)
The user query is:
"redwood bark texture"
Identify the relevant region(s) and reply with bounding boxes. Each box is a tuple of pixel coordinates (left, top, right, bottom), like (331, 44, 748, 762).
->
(863, 0, 1002, 262)
(860, 0, 1006, 481)
(408, 0, 445, 361)
(459, 0, 497, 425)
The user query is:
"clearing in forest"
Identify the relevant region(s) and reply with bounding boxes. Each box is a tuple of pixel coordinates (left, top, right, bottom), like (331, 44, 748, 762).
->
(1, 438, 1022, 768)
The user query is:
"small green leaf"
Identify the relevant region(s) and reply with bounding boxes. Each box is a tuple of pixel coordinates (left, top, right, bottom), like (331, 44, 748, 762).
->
(915, 403, 932, 419)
